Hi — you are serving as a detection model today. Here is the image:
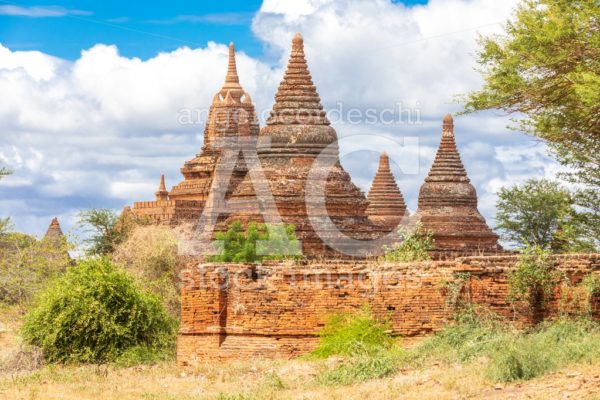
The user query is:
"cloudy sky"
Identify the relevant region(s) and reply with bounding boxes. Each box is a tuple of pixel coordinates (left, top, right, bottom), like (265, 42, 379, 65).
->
(0, 0, 562, 239)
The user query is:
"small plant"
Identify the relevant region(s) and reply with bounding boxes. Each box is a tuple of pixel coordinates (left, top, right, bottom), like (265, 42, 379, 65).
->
(22, 258, 176, 363)
(442, 272, 471, 310)
(310, 305, 396, 358)
(380, 223, 434, 262)
(508, 246, 560, 320)
(209, 221, 301, 263)
(579, 273, 600, 316)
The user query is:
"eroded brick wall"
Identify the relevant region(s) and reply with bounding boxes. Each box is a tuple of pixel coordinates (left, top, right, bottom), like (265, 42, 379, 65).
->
(178, 254, 600, 365)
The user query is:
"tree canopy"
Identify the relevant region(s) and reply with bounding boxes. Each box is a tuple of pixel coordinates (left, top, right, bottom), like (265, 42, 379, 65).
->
(463, 0, 600, 237)
(495, 179, 596, 252)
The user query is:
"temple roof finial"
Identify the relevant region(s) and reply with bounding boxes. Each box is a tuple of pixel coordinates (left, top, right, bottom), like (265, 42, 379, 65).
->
(443, 113, 454, 136)
(156, 174, 168, 201)
(220, 42, 243, 97)
(225, 42, 240, 85)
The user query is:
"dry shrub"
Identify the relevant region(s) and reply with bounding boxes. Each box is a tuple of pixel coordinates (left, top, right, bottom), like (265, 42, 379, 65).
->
(112, 224, 192, 317)
(0, 344, 44, 374)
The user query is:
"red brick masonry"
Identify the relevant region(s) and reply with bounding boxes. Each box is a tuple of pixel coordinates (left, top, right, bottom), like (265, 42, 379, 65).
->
(177, 254, 600, 365)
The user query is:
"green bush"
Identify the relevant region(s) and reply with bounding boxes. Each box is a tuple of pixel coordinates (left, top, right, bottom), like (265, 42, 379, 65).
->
(22, 258, 175, 363)
(508, 246, 561, 317)
(209, 221, 301, 263)
(310, 306, 395, 358)
(380, 223, 434, 262)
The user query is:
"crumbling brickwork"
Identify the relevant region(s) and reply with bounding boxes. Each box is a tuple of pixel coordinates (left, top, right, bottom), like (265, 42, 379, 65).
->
(177, 254, 600, 365)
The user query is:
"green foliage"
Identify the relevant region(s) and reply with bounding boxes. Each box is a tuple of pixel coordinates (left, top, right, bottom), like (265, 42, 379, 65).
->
(311, 305, 396, 358)
(0, 232, 71, 305)
(0, 217, 12, 236)
(486, 318, 600, 382)
(380, 223, 434, 262)
(409, 309, 600, 382)
(311, 306, 402, 386)
(209, 221, 301, 263)
(463, 0, 600, 239)
(508, 246, 560, 310)
(495, 179, 596, 251)
(22, 258, 175, 363)
(409, 307, 511, 365)
(0, 167, 10, 179)
(78, 209, 144, 257)
(579, 273, 600, 315)
(317, 352, 399, 385)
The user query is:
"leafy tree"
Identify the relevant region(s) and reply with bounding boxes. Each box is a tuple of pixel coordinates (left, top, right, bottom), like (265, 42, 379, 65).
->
(78, 209, 143, 256)
(209, 220, 301, 262)
(495, 179, 596, 251)
(22, 258, 175, 363)
(380, 223, 434, 262)
(463, 0, 600, 236)
(0, 232, 71, 305)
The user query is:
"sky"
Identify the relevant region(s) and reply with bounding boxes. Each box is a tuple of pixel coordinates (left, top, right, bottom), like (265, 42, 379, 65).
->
(0, 0, 562, 241)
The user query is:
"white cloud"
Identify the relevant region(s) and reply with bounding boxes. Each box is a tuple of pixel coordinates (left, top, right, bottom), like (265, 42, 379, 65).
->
(0, 5, 90, 18)
(0, 0, 563, 240)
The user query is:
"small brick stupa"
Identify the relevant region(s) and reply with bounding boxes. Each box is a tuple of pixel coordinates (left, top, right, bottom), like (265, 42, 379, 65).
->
(366, 153, 409, 231)
(416, 114, 501, 256)
(131, 43, 259, 225)
(226, 33, 380, 257)
(44, 217, 64, 239)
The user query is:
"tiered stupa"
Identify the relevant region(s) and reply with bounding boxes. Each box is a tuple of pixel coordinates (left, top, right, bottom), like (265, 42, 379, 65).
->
(415, 114, 501, 256)
(131, 43, 259, 225)
(44, 217, 64, 239)
(226, 33, 381, 257)
(366, 153, 409, 231)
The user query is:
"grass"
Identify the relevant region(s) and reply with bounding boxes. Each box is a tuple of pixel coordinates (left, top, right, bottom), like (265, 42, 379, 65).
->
(2, 305, 600, 399)
(406, 310, 600, 382)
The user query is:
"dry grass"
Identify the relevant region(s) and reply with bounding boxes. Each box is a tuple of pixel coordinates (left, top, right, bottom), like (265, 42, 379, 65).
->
(2, 307, 599, 400)
(0, 353, 599, 399)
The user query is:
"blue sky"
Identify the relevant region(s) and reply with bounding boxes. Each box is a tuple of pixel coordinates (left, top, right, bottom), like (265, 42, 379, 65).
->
(0, 0, 428, 60)
(0, 0, 559, 241)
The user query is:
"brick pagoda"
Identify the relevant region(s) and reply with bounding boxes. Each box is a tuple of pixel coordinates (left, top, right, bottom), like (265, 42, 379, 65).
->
(131, 43, 259, 225)
(224, 33, 381, 257)
(415, 114, 501, 256)
(366, 152, 409, 231)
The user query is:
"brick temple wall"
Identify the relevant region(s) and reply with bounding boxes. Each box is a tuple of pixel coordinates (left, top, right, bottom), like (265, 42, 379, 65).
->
(177, 254, 600, 365)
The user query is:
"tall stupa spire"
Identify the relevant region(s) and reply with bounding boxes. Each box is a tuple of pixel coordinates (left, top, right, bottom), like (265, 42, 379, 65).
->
(266, 33, 329, 126)
(155, 174, 169, 201)
(416, 113, 500, 255)
(366, 153, 408, 230)
(220, 42, 243, 98)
